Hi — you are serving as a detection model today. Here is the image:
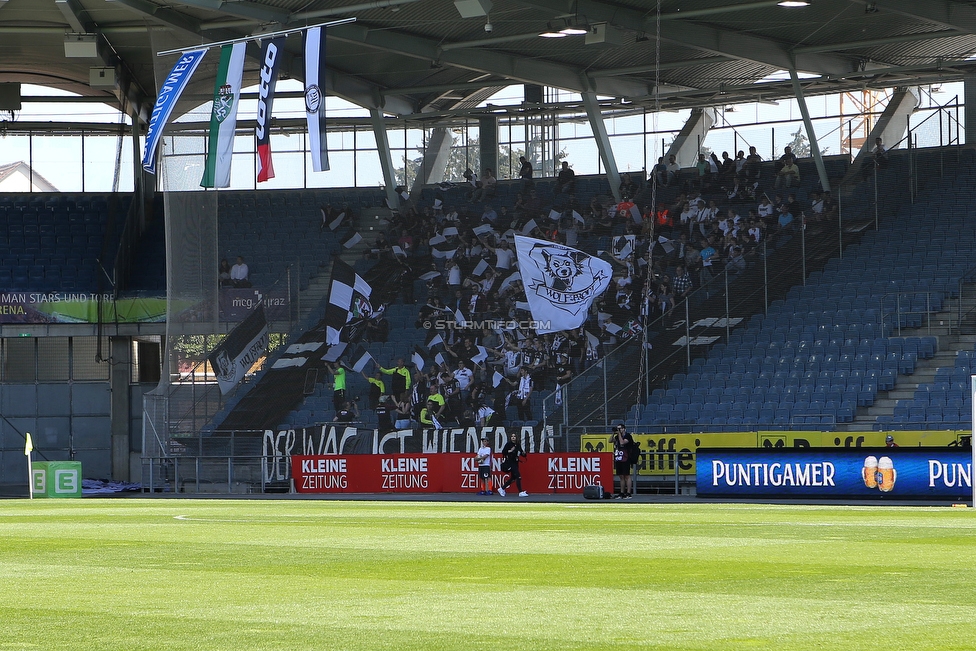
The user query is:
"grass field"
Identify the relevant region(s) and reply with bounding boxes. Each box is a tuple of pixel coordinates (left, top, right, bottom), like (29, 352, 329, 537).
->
(1, 499, 975, 650)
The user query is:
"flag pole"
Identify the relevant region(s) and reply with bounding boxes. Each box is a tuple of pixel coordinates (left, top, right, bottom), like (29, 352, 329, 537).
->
(156, 17, 357, 56)
(25, 432, 33, 500)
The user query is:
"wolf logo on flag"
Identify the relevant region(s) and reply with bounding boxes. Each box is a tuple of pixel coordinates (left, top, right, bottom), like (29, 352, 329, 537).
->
(514, 235, 612, 333)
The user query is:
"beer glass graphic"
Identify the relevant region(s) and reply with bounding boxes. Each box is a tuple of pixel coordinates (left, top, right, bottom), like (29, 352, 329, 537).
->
(877, 456, 896, 492)
(862, 455, 878, 489)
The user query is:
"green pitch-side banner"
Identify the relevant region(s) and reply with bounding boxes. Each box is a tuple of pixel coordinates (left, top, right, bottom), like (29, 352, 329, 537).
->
(0, 292, 177, 324)
(581, 430, 970, 476)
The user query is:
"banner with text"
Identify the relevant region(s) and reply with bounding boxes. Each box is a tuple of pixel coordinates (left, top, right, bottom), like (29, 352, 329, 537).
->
(292, 452, 612, 494)
(581, 430, 971, 477)
(263, 424, 557, 483)
(697, 447, 973, 499)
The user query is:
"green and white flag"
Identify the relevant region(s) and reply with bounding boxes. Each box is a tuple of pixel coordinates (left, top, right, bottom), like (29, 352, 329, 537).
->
(201, 42, 245, 188)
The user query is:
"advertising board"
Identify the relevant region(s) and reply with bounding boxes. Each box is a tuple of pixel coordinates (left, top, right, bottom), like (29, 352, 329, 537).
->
(292, 453, 613, 494)
(697, 448, 972, 499)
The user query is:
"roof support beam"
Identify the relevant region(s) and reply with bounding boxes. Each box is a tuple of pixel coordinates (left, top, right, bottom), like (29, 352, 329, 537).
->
(789, 67, 830, 193)
(512, 0, 856, 77)
(370, 108, 400, 209)
(582, 92, 620, 202)
(850, 0, 976, 34)
(55, 0, 88, 34)
(327, 23, 649, 97)
(590, 56, 732, 78)
(794, 29, 963, 54)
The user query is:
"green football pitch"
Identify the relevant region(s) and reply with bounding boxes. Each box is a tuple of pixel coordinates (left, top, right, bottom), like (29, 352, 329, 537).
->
(1, 499, 975, 650)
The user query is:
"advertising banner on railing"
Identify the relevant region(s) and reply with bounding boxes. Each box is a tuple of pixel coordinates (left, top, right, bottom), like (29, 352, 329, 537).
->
(291, 452, 612, 494)
(697, 448, 973, 499)
(263, 424, 557, 484)
(218, 288, 290, 322)
(0, 292, 166, 324)
(581, 430, 971, 477)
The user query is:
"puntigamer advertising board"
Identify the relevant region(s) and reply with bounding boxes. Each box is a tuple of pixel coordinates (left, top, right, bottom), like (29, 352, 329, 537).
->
(697, 448, 973, 499)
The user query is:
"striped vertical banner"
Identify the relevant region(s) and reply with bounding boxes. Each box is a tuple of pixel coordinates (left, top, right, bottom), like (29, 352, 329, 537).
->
(201, 42, 245, 188)
(304, 26, 330, 172)
(142, 49, 207, 174)
(255, 38, 285, 183)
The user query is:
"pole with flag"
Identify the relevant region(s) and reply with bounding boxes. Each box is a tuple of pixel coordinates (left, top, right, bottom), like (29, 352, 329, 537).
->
(25, 432, 33, 499)
(201, 42, 246, 188)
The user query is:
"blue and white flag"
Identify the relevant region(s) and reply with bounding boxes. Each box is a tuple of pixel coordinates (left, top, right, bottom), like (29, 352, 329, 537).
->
(142, 49, 207, 174)
(304, 26, 330, 173)
(514, 235, 612, 334)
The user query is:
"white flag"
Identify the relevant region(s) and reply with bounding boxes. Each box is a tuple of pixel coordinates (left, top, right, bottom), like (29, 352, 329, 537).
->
(514, 235, 612, 334)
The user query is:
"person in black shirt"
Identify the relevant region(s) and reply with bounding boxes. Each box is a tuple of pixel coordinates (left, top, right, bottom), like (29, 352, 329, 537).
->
(375, 396, 394, 433)
(519, 155, 534, 190)
(497, 431, 528, 497)
(612, 424, 636, 499)
(333, 400, 359, 423)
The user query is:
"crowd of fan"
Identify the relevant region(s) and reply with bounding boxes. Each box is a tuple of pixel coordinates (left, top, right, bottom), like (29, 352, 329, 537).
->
(324, 148, 836, 429)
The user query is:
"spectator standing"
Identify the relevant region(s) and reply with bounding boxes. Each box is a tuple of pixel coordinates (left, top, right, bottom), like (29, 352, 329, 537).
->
(519, 156, 534, 189)
(475, 436, 493, 495)
(497, 431, 528, 497)
(612, 424, 636, 499)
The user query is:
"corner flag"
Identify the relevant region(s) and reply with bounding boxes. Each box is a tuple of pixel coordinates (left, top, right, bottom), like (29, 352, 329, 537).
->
(24, 432, 32, 456)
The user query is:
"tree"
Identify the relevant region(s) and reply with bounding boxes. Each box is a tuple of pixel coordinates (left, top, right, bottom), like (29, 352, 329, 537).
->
(786, 127, 829, 157)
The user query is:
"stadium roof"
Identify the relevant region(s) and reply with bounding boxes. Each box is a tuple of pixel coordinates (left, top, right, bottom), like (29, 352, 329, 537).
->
(3, 0, 976, 123)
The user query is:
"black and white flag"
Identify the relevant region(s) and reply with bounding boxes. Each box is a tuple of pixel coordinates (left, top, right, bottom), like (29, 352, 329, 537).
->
(514, 235, 612, 334)
(612, 235, 636, 260)
(323, 208, 345, 231)
(324, 259, 373, 345)
(304, 26, 330, 172)
(471, 345, 489, 365)
(412, 345, 433, 371)
(208, 306, 269, 394)
(347, 345, 373, 373)
(341, 229, 363, 249)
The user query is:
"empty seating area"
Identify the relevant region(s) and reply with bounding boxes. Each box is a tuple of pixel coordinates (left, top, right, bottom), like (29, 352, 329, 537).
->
(880, 349, 976, 431)
(0, 194, 126, 292)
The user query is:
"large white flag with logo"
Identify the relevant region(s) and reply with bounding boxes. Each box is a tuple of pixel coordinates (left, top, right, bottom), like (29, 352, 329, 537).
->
(201, 42, 245, 188)
(514, 235, 612, 334)
(304, 26, 330, 172)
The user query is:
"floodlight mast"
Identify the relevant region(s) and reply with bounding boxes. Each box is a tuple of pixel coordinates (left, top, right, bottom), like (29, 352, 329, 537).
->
(155, 17, 357, 56)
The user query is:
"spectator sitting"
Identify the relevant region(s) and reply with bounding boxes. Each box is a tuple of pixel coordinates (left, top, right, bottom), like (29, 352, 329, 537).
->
(218, 259, 233, 287)
(230, 256, 251, 288)
(777, 204, 795, 232)
(472, 168, 496, 202)
(333, 400, 359, 423)
(651, 157, 669, 187)
(774, 159, 799, 190)
(619, 173, 638, 201)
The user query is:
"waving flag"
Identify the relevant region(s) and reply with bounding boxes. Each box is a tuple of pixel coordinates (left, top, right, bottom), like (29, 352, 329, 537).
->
(201, 42, 245, 188)
(255, 38, 285, 183)
(143, 49, 207, 174)
(324, 259, 373, 345)
(304, 26, 330, 172)
(514, 235, 612, 334)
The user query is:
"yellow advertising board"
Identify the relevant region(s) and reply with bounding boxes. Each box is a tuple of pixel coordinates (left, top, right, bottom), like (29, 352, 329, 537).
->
(581, 429, 971, 476)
